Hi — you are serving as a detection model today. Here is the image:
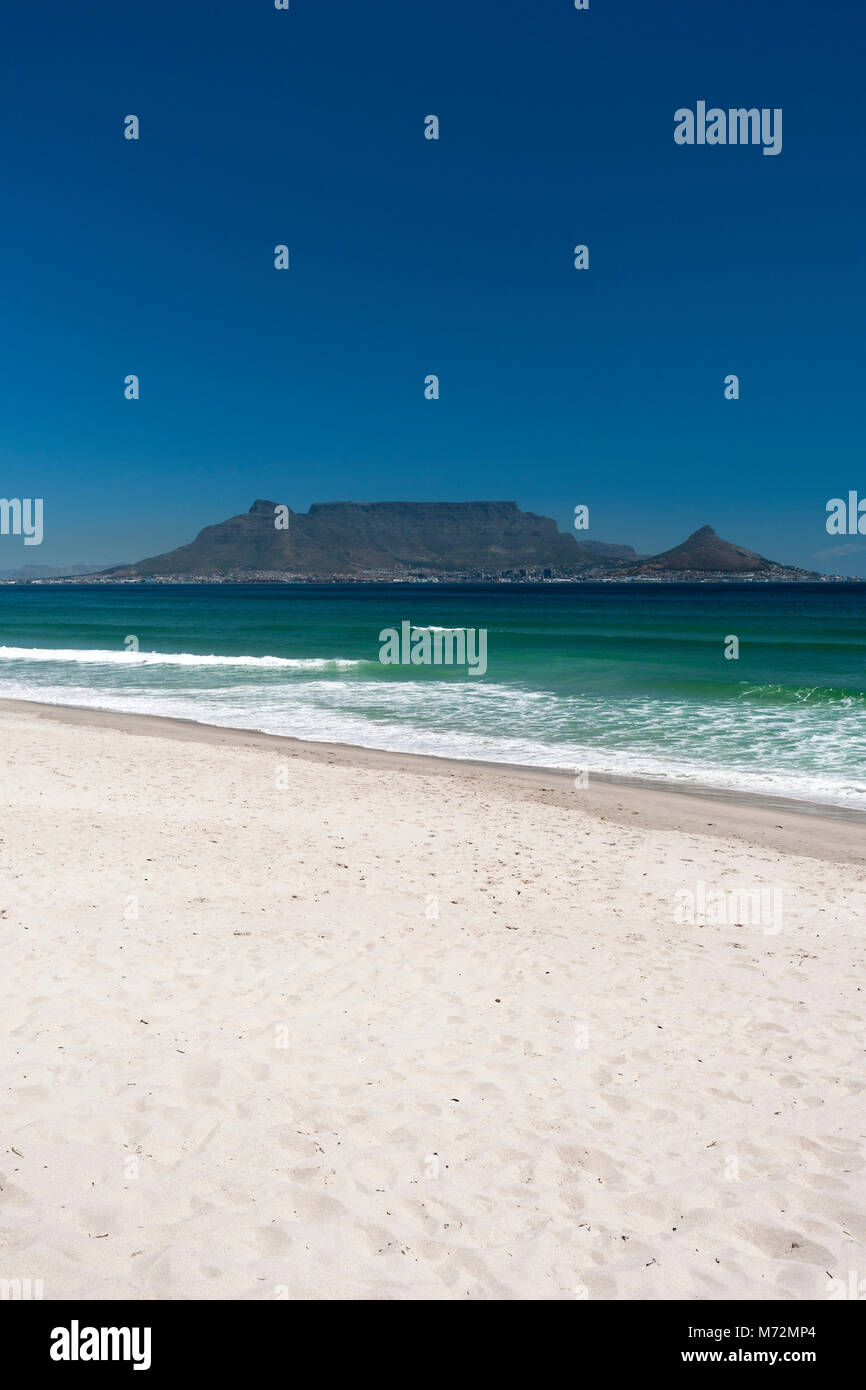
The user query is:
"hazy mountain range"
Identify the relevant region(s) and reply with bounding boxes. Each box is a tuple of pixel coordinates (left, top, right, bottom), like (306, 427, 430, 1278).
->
(0, 562, 127, 581)
(94, 500, 824, 582)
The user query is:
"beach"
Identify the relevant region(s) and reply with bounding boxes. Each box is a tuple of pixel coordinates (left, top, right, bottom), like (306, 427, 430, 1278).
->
(2, 697, 864, 1301)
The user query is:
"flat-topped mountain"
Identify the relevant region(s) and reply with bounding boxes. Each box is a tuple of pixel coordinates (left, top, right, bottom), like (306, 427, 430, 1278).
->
(108, 499, 597, 579)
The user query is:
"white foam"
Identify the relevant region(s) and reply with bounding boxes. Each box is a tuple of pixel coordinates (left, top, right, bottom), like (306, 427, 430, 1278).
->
(0, 646, 361, 670)
(3, 680, 865, 811)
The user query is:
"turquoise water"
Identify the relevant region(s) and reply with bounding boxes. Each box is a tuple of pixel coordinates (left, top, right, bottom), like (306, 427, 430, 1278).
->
(0, 582, 864, 809)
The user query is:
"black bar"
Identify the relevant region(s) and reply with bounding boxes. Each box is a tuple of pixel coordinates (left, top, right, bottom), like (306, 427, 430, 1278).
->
(6, 1298, 859, 1375)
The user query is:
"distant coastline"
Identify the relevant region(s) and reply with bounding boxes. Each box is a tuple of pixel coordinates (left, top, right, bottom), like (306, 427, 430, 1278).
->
(4, 502, 856, 582)
(1, 571, 858, 586)
(87, 501, 850, 583)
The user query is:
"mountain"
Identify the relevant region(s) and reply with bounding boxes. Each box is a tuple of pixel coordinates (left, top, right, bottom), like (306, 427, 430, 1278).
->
(0, 562, 127, 580)
(107, 500, 599, 579)
(621, 525, 818, 578)
(573, 540, 645, 562)
(98, 508, 827, 583)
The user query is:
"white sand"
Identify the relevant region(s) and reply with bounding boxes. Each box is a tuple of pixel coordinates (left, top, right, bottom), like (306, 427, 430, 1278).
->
(1, 700, 864, 1301)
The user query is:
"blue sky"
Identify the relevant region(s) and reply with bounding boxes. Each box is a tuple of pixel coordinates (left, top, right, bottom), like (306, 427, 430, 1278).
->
(1, 0, 864, 572)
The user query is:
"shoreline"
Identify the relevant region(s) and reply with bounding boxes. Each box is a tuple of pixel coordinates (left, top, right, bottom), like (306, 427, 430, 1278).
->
(3, 695, 863, 862)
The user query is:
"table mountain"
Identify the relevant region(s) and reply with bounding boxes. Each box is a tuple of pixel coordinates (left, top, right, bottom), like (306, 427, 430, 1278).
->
(108, 499, 599, 578)
(103, 509, 822, 582)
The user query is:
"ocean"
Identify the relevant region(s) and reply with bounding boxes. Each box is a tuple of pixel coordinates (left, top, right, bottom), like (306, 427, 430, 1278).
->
(1, 581, 864, 811)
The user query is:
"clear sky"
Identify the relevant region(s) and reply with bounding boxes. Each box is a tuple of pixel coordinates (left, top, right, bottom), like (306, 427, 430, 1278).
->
(1, 0, 864, 572)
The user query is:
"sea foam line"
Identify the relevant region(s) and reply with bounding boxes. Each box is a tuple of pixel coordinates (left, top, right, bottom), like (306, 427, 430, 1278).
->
(0, 646, 361, 669)
(2, 682, 865, 810)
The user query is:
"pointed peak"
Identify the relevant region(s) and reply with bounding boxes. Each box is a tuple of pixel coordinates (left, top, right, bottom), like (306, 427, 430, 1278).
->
(689, 524, 717, 539)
